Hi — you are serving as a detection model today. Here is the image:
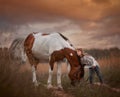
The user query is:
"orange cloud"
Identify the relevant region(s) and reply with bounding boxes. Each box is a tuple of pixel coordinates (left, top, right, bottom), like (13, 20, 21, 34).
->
(0, 0, 119, 22)
(0, 0, 120, 48)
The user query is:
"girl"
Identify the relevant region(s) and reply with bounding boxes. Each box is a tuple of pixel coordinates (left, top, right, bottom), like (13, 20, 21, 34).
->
(76, 48, 103, 85)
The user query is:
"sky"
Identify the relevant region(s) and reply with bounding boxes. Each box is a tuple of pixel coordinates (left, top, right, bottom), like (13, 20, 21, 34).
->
(0, 0, 120, 49)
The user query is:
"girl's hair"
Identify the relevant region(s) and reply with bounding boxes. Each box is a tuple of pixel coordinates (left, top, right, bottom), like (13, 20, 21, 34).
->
(76, 48, 88, 56)
(76, 48, 83, 53)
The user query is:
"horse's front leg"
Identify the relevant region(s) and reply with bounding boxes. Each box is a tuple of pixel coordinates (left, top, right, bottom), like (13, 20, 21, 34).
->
(67, 62, 71, 74)
(57, 62, 63, 89)
(47, 65, 53, 89)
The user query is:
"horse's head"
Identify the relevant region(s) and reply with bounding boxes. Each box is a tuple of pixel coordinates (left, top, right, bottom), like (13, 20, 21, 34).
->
(62, 48, 84, 86)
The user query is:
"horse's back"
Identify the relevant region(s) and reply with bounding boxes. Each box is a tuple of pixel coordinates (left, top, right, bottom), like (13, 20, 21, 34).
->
(32, 32, 74, 60)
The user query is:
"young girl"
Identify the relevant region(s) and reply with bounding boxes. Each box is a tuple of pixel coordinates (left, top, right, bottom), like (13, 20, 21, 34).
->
(76, 48, 103, 85)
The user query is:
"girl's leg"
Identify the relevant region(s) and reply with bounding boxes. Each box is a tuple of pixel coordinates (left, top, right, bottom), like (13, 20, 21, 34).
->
(89, 68, 94, 84)
(94, 66, 103, 84)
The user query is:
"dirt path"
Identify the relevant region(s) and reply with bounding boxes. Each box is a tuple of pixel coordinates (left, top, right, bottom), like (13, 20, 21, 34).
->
(49, 84, 120, 97)
(94, 82, 120, 93)
(41, 84, 74, 97)
(48, 83, 120, 97)
(51, 87, 74, 97)
(43, 83, 120, 97)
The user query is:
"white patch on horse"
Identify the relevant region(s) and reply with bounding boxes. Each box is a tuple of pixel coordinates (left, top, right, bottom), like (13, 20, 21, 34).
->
(32, 33, 74, 60)
(70, 53, 73, 56)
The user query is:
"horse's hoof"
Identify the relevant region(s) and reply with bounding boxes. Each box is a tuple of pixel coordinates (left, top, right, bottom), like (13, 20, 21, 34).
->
(57, 85, 63, 91)
(47, 84, 53, 89)
(34, 82, 40, 87)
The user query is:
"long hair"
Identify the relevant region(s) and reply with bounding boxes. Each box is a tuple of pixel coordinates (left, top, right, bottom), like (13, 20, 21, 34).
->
(76, 48, 86, 57)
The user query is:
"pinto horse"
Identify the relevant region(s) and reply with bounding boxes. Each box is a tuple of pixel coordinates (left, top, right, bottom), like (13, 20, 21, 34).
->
(24, 32, 84, 89)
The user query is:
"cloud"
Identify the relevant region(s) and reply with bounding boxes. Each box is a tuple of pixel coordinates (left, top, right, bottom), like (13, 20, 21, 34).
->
(1, 0, 119, 24)
(0, 0, 120, 48)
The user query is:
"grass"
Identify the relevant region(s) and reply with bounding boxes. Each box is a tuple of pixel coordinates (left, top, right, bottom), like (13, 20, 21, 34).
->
(0, 48, 120, 97)
(0, 48, 53, 97)
(61, 54, 120, 97)
(98, 56, 120, 88)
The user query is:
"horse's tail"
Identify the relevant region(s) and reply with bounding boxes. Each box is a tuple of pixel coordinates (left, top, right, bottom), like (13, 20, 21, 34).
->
(9, 38, 27, 64)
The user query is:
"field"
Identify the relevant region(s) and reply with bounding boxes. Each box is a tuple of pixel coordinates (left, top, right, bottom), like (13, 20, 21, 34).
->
(0, 48, 120, 97)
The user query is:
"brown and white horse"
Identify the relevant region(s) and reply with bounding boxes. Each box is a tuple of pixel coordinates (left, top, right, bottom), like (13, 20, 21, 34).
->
(11, 32, 84, 89)
(24, 32, 84, 89)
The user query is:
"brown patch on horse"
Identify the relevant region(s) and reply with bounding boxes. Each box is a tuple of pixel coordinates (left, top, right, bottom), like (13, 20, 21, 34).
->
(62, 48, 84, 84)
(24, 33, 39, 68)
(50, 50, 65, 70)
(50, 48, 84, 85)
(42, 33, 50, 36)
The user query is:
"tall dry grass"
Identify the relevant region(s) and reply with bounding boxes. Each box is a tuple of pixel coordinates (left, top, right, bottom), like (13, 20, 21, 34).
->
(0, 48, 53, 97)
(0, 48, 120, 97)
(98, 55, 120, 88)
(62, 55, 120, 97)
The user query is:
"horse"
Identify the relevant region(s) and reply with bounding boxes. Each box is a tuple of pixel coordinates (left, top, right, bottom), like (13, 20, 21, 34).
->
(24, 32, 84, 89)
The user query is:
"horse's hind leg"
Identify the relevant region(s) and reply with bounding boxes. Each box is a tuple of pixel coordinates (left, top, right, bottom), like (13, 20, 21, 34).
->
(26, 51, 39, 86)
(24, 46, 39, 85)
(32, 65, 40, 86)
(27, 52, 39, 86)
(24, 34, 39, 86)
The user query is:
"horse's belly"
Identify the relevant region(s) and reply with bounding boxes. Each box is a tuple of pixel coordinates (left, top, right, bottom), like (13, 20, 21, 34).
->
(32, 45, 49, 62)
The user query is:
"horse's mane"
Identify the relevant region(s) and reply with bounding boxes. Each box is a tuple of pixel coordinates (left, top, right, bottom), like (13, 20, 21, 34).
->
(58, 33, 74, 47)
(58, 33, 69, 41)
